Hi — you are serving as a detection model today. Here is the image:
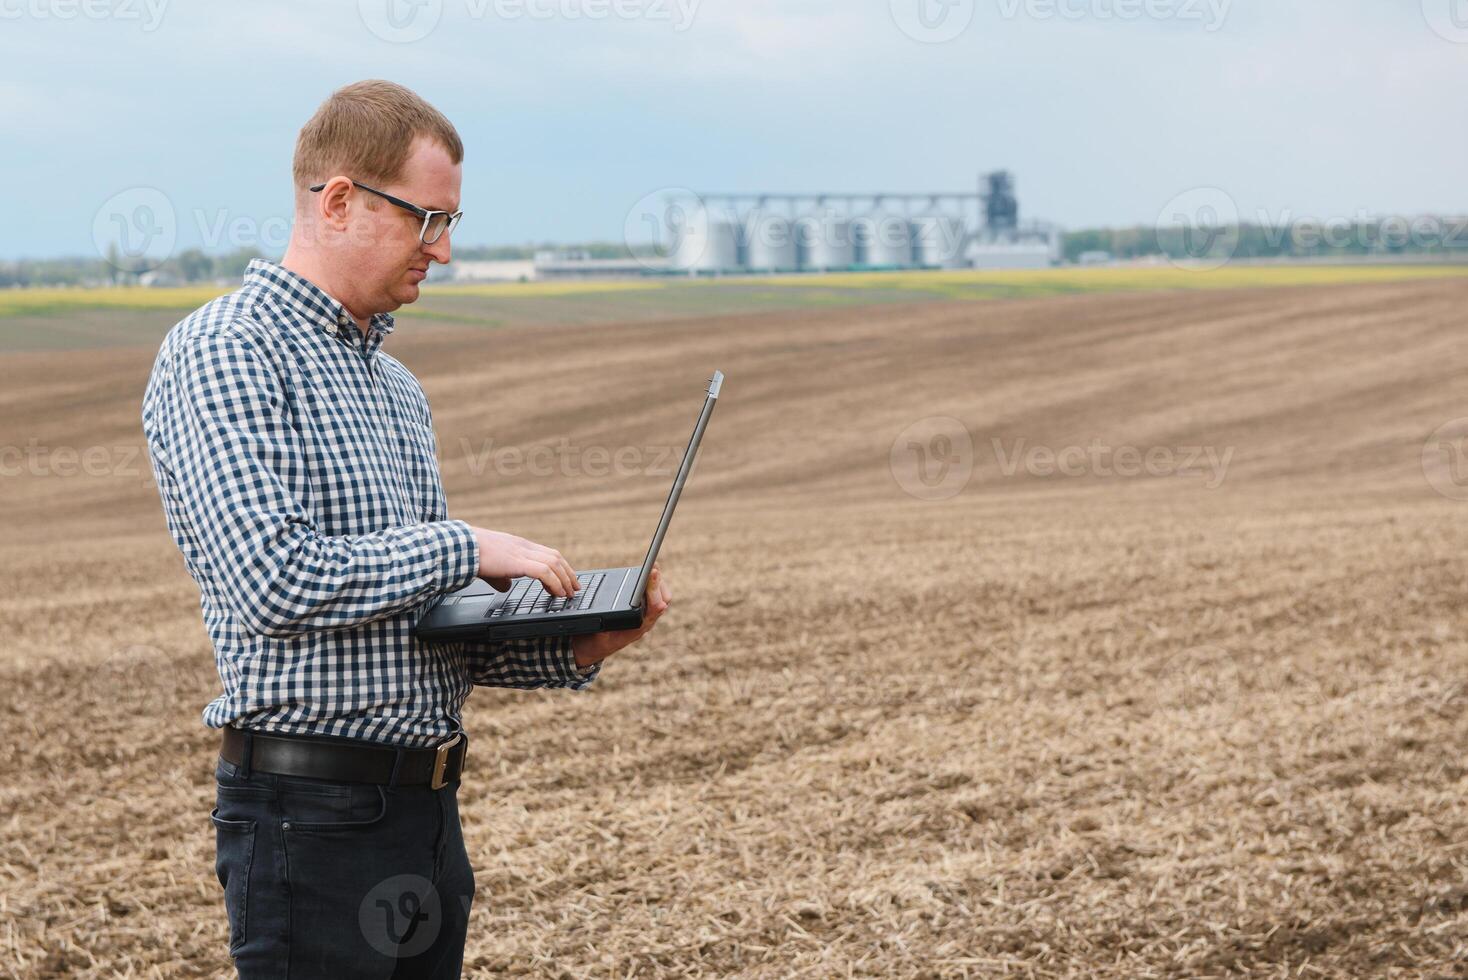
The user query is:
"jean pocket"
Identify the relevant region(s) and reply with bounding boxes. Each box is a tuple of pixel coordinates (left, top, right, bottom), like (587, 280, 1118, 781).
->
(215, 757, 273, 798)
(210, 806, 256, 956)
(280, 782, 390, 833)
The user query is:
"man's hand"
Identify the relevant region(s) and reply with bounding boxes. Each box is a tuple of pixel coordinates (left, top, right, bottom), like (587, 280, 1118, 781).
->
(572, 563, 671, 670)
(470, 527, 580, 597)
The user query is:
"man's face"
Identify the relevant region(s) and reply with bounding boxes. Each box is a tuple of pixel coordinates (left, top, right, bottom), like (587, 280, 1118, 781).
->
(349, 135, 461, 314)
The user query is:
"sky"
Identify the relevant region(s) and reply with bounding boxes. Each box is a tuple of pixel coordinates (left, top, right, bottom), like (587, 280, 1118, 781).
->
(2, 0, 1465, 261)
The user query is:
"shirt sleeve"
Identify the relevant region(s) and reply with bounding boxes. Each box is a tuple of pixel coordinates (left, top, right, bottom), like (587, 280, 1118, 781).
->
(154, 327, 480, 638)
(408, 370, 601, 691)
(464, 634, 602, 690)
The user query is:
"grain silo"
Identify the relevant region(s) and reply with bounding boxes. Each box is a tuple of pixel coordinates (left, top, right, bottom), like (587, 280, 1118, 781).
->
(911, 213, 967, 268)
(744, 209, 798, 272)
(853, 208, 913, 269)
(665, 173, 1047, 277)
(795, 211, 855, 271)
(670, 202, 741, 275)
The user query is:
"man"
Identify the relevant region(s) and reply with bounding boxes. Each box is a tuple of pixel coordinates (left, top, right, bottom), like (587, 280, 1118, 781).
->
(140, 79, 671, 979)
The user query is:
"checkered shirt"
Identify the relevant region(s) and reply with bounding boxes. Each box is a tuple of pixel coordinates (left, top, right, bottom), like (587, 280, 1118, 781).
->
(141, 258, 598, 749)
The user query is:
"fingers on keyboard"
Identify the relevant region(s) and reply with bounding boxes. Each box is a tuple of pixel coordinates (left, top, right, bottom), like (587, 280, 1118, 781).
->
(491, 573, 604, 619)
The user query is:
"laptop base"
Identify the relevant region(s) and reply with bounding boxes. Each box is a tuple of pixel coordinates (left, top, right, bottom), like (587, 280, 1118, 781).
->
(416, 566, 644, 642)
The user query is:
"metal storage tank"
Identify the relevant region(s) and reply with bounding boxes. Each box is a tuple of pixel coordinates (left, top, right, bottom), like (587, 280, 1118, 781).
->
(743, 210, 797, 272)
(853, 210, 913, 268)
(911, 214, 967, 268)
(795, 213, 855, 271)
(670, 204, 741, 274)
(966, 241, 1054, 269)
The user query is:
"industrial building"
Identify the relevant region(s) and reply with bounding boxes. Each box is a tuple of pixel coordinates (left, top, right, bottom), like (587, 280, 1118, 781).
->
(663, 171, 1060, 276)
(440, 172, 1060, 283)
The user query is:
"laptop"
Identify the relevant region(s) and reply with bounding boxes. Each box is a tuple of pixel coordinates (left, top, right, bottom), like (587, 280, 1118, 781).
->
(414, 370, 723, 643)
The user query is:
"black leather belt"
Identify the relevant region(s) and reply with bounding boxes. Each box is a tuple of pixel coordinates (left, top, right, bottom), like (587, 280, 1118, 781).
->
(221, 725, 468, 789)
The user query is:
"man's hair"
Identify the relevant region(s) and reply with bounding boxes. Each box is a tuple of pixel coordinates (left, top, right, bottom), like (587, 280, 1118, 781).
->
(292, 80, 463, 191)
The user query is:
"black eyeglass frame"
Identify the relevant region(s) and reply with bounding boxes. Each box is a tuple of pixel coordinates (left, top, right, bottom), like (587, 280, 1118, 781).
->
(308, 179, 463, 245)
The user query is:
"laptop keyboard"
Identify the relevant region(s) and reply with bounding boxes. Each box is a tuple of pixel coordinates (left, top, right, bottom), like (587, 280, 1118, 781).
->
(487, 573, 605, 619)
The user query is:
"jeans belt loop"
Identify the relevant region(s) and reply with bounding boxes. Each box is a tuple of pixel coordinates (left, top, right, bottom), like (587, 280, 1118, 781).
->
(238, 727, 254, 779)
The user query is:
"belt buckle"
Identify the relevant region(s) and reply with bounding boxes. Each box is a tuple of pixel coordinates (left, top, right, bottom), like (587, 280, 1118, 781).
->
(430, 733, 463, 790)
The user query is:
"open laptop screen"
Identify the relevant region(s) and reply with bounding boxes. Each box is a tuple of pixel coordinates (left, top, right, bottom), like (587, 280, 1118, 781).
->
(629, 371, 722, 608)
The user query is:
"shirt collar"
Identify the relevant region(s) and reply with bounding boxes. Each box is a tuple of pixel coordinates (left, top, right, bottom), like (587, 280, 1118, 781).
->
(243, 258, 396, 347)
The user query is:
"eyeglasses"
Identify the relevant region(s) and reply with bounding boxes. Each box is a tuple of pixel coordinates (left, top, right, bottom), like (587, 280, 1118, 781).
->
(309, 179, 463, 245)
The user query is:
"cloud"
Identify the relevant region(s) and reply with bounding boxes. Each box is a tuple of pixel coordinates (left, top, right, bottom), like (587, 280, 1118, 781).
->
(3, 0, 1466, 257)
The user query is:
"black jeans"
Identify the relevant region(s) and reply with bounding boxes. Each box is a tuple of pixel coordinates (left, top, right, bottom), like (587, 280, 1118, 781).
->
(211, 741, 475, 979)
